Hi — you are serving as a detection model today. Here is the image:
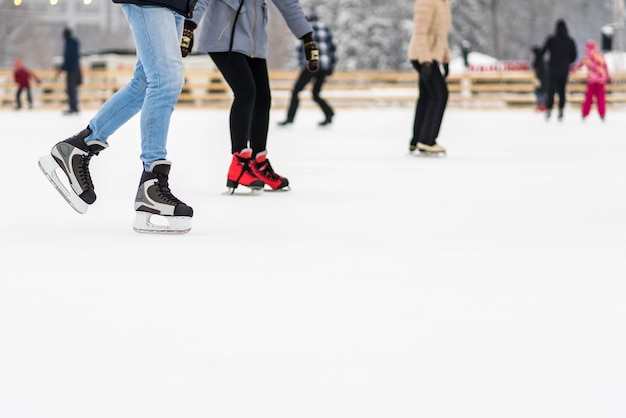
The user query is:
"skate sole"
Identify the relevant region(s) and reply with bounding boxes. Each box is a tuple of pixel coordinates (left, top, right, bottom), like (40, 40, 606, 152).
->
(410, 151, 447, 158)
(263, 185, 291, 192)
(222, 187, 264, 196)
(133, 212, 192, 234)
(38, 155, 89, 214)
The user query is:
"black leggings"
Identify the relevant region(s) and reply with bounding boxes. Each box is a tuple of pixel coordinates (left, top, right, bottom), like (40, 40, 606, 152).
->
(210, 52, 271, 155)
(285, 69, 334, 121)
(546, 74, 568, 110)
(15, 86, 33, 108)
(411, 61, 449, 146)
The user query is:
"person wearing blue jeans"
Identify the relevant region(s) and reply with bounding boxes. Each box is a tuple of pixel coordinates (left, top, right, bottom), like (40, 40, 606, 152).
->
(38, 0, 197, 234)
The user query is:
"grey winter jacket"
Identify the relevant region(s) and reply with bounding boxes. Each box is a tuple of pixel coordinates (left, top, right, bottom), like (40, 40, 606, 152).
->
(190, 0, 312, 59)
(112, 0, 197, 19)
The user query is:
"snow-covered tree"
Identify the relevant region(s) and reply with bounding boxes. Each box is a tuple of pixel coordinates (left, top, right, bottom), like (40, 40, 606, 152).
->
(1, 0, 619, 71)
(289, 0, 616, 70)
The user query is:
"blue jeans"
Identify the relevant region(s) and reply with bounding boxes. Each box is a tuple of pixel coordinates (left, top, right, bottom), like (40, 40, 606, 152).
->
(86, 5, 185, 170)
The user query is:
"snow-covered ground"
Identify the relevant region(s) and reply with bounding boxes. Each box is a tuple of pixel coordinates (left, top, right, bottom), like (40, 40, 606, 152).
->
(1, 105, 625, 418)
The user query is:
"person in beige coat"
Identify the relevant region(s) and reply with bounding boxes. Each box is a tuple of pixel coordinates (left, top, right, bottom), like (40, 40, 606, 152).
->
(408, 0, 451, 155)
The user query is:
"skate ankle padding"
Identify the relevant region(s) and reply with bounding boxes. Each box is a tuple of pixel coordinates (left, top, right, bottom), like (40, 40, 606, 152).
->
(255, 150, 268, 163)
(238, 148, 253, 159)
(147, 160, 172, 174)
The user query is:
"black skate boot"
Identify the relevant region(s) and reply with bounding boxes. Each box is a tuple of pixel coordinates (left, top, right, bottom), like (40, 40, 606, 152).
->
(318, 110, 334, 126)
(38, 126, 108, 214)
(133, 160, 193, 234)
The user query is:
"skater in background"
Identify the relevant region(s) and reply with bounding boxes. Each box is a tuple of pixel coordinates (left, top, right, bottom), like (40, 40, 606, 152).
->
(57, 28, 82, 115)
(531, 45, 547, 111)
(13, 59, 41, 110)
(540, 19, 577, 121)
(408, 0, 452, 155)
(39, 0, 195, 234)
(572, 40, 610, 121)
(278, 7, 337, 127)
(184, 0, 319, 193)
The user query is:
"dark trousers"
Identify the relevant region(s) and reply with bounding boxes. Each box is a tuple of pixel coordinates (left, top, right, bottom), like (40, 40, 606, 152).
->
(66, 71, 81, 112)
(546, 74, 568, 110)
(411, 61, 449, 146)
(16, 86, 32, 108)
(210, 52, 271, 155)
(285, 69, 334, 122)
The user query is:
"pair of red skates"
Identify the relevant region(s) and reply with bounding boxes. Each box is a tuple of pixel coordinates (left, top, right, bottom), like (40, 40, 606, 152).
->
(226, 148, 289, 195)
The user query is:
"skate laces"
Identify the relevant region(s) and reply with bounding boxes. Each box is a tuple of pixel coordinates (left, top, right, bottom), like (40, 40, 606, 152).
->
(155, 173, 183, 205)
(256, 159, 280, 181)
(235, 156, 254, 183)
(78, 153, 96, 191)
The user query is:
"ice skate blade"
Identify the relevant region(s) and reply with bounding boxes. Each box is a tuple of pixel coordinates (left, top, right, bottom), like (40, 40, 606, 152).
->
(414, 151, 446, 158)
(264, 185, 291, 192)
(133, 212, 191, 234)
(222, 187, 264, 196)
(38, 154, 89, 214)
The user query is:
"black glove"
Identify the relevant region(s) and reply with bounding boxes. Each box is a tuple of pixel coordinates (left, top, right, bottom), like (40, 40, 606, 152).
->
(443, 63, 449, 79)
(302, 32, 319, 72)
(181, 20, 197, 57)
(420, 62, 432, 82)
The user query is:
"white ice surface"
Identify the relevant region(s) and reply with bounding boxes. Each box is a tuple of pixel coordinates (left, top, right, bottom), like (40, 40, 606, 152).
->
(1, 105, 625, 418)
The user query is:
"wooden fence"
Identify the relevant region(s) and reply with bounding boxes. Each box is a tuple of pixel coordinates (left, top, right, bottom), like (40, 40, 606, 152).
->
(2, 68, 626, 110)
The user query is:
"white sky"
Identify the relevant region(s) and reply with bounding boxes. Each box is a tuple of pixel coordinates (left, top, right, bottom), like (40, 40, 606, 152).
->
(1, 105, 625, 418)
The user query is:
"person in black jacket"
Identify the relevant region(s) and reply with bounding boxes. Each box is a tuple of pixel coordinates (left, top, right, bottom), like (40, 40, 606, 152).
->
(39, 0, 197, 234)
(57, 28, 82, 115)
(541, 19, 577, 121)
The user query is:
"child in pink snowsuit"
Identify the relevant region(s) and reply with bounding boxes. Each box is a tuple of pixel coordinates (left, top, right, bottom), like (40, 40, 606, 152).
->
(573, 40, 610, 120)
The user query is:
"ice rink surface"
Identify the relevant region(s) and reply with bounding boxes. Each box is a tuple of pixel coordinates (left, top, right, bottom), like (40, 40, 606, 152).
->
(1, 105, 625, 417)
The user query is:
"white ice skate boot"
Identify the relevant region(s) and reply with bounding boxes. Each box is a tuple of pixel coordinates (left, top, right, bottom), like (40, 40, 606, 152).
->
(416, 142, 446, 157)
(133, 160, 193, 234)
(38, 126, 108, 214)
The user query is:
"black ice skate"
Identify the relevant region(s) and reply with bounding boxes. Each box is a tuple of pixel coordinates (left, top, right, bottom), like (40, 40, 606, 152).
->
(545, 109, 552, 120)
(415, 142, 446, 157)
(133, 161, 193, 234)
(38, 126, 107, 214)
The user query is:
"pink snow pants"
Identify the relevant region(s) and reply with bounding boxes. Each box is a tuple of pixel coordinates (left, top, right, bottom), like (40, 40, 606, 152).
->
(582, 82, 606, 118)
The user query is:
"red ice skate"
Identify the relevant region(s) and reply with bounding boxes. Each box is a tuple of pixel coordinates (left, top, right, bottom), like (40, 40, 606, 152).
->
(250, 151, 290, 191)
(225, 148, 264, 195)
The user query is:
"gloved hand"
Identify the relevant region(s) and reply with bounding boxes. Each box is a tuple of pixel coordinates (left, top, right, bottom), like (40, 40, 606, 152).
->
(302, 32, 319, 72)
(181, 20, 197, 57)
(420, 61, 432, 82)
(443, 63, 449, 79)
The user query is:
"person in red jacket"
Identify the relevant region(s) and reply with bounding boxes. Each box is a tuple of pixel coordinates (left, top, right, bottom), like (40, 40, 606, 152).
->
(13, 60, 40, 110)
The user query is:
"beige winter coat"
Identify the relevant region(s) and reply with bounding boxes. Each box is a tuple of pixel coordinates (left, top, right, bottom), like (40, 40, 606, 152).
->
(407, 0, 451, 64)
